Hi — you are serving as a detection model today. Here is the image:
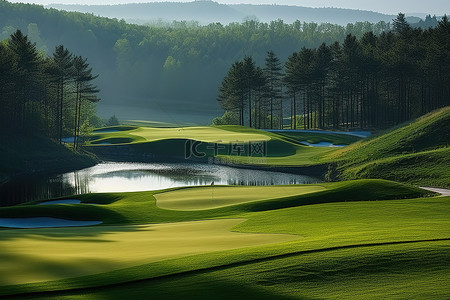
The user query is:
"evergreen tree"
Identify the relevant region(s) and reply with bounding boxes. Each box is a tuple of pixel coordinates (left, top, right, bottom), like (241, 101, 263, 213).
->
(393, 13, 411, 34)
(72, 55, 99, 149)
(7, 30, 41, 129)
(51, 45, 73, 143)
(264, 50, 283, 129)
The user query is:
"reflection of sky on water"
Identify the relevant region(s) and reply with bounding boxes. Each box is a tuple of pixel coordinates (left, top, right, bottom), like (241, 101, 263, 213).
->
(0, 162, 321, 206)
(63, 162, 321, 193)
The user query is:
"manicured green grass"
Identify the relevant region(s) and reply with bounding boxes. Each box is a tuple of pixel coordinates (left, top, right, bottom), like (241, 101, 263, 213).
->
(340, 147, 450, 188)
(326, 107, 450, 187)
(217, 145, 333, 166)
(0, 180, 431, 225)
(122, 119, 191, 128)
(92, 125, 138, 132)
(326, 106, 450, 163)
(84, 125, 340, 167)
(1, 192, 447, 298)
(271, 130, 363, 145)
(30, 241, 449, 300)
(87, 126, 270, 146)
(0, 219, 297, 286)
(154, 185, 326, 210)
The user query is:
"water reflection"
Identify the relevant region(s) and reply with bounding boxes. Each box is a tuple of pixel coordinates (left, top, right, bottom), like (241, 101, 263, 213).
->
(0, 162, 321, 206)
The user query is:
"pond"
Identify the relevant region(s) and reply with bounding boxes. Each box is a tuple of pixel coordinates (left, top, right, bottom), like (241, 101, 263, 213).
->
(0, 162, 322, 206)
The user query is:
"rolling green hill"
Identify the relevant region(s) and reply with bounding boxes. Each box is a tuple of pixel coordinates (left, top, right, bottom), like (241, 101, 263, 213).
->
(84, 125, 333, 166)
(0, 180, 446, 298)
(326, 107, 450, 187)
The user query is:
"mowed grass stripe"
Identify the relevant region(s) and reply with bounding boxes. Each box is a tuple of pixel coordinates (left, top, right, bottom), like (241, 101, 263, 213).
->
(0, 219, 298, 286)
(0, 195, 447, 297)
(6, 239, 450, 299)
(129, 126, 270, 144)
(154, 185, 326, 211)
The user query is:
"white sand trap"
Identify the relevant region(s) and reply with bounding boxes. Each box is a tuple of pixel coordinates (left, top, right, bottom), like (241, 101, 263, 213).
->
(38, 199, 81, 205)
(0, 219, 298, 285)
(0, 217, 102, 228)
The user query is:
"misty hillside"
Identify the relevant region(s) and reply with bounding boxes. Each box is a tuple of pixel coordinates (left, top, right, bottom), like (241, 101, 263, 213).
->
(3, 1, 400, 124)
(48, 1, 422, 26)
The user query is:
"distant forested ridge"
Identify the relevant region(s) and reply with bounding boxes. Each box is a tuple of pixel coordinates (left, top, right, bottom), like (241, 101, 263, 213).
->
(217, 14, 450, 129)
(0, 29, 100, 147)
(1, 0, 399, 123)
(47, 1, 421, 26)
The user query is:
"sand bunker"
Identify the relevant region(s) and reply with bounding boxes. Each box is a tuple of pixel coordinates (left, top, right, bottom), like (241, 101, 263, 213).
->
(0, 217, 102, 228)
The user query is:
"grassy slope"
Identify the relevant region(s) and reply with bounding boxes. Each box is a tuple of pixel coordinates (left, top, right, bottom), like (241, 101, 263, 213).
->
(0, 180, 431, 225)
(1, 188, 447, 298)
(154, 185, 326, 210)
(0, 219, 298, 286)
(43, 241, 447, 300)
(0, 181, 439, 293)
(0, 131, 97, 185)
(85, 125, 340, 167)
(272, 130, 362, 145)
(326, 107, 450, 187)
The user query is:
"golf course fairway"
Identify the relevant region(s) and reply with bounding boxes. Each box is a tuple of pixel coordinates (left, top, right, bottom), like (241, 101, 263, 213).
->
(89, 126, 271, 145)
(0, 180, 447, 299)
(129, 126, 270, 143)
(0, 219, 298, 286)
(154, 185, 326, 210)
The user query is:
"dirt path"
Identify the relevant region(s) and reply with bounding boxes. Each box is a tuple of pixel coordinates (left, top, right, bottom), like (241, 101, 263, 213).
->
(420, 187, 450, 197)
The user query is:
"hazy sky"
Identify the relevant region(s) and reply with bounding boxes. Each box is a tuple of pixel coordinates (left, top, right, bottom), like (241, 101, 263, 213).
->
(8, 0, 450, 15)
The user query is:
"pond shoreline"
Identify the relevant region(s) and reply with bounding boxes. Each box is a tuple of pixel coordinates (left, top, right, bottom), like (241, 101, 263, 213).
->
(0, 131, 99, 189)
(85, 144, 328, 178)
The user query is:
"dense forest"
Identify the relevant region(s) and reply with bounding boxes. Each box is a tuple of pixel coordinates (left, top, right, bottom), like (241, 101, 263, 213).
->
(48, 1, 422, 26)
(1, 1, 446, 126)
(216, 14, 450, 129)
(1, 0, 396, 122)
(0, 29, 100, 147)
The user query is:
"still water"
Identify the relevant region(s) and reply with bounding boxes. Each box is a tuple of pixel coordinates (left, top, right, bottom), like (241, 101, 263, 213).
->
(0, 162, 322, 206)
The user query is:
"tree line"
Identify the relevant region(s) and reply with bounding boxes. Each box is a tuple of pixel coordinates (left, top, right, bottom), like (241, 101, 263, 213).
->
(216, 14, 450, 129)
(0, 0, 393, 113)
(0, 29, 100, 148)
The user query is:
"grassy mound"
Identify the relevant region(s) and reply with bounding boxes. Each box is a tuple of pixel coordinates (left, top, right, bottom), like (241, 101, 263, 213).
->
(47, 241, 447, 300)
(272, 130, 362, 145)
(0, 190, 447, 297)
(342, 148, 450, 188)
(90, 137, 135, 145)
(0, 219, 297, 286)
(85, 125, 345, 166)
(93, 126, 138, 132)
(87, 126, 270, 146)
(327, 107, 450, 162)
(327, 107, 450, 187)
(0, 180, 433, 226)
(154, 185, 326, 211)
